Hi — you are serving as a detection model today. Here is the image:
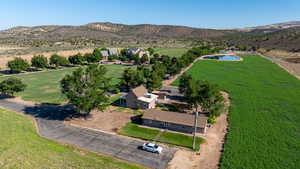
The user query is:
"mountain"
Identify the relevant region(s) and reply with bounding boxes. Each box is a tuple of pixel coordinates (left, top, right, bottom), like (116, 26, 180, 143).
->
(0, 21, 299, 51)
(235, 21, 300, 32)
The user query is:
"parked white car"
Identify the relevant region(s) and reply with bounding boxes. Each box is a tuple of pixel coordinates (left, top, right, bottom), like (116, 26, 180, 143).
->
(142, 142, 163, 154)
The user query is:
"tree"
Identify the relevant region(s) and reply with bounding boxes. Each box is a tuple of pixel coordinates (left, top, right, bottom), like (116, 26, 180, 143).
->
(60, 64, 112, 115)
(92, 48, 102, 62)
(179, 74, 224, 118)
(7, 58, 30, 73)
(133, 54, 141, 65)
(108, 54, 118, 61)
(140, 54, 149, 64)
(146, 71, 162, 90)
(120, 48, 128, 56)
(31, 55, 48, 69)
(147, 48, 155, 55)
(120, 68, 144, 89)
(68, 53, 84, 65)
(0, 78, 26, 96)
(152, 62, 166, 79)
(50, 54, 69, 67)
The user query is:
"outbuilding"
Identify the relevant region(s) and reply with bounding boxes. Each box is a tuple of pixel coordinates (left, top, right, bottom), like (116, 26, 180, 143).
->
(142, 109, 207, 134)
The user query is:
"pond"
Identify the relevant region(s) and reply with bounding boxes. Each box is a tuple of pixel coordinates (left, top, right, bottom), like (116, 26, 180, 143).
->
(203, 55, 241, 61)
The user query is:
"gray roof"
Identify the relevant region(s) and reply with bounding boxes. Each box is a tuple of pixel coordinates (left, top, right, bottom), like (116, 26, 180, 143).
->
(143, 109, 207, 128)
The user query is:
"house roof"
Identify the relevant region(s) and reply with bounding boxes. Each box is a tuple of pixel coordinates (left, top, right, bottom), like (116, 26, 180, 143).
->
(142, 109, 207, 128)
(130, 85, 148, 97)
(138, 94, 158, 103)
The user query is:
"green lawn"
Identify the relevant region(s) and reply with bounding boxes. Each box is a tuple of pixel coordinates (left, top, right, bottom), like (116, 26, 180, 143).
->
(172, 54, 300, 169)
(0, 64, 127, 104)
(119, 123, 203, 151)
(154, 48, 188, 57)
(0, 107, 143, 169)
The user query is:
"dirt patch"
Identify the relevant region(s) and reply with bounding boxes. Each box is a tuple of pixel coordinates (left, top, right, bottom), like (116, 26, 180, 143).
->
(40, 86, 50, 90)
(3, 96, 36, 106)
(168, 92, 230, 169)
(259, 53, 300, 80)
(65, 106, 134, 133)
(284, 58, 300, 64)
(44, 89, 58, 94)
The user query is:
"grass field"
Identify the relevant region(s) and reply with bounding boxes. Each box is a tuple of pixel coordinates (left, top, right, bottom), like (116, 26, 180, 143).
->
(154, 48, 188, 57)
(0, 107, 143, 169)
(0, 64, 127, 104)
(172, 54, 300, 169)
(119, 123, 203, 151)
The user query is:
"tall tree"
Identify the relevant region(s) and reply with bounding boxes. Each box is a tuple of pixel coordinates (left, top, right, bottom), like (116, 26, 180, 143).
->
(146, 71, 162, 90)
(92, 48, 102, 61)
(60, 64, 112, 115)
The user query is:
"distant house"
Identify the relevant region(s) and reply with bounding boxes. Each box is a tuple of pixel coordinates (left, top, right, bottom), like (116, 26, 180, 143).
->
(100, 50, 109, 60)
(108, 48, 119, 55)
(127, 48, 150, 58)
(142, 109, 208, 133)
(126, 85, 158, 109)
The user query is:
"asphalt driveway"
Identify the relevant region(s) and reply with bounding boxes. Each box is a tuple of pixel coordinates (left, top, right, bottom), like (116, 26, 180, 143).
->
(0, 100, 175, 169)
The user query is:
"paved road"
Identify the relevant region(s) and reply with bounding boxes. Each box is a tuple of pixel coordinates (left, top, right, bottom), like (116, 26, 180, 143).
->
(0, 100, 175, 169)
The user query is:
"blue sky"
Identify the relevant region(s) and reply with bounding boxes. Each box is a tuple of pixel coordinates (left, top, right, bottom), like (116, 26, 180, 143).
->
(0, 0, 299, 30)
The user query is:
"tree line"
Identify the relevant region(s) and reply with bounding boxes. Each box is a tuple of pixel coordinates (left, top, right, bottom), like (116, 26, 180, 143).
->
(6, 48, 104, 73)
(120, 46, 221, 91)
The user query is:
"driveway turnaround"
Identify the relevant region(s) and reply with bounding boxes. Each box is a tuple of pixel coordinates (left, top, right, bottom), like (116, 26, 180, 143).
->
(0, 100, 176, 169)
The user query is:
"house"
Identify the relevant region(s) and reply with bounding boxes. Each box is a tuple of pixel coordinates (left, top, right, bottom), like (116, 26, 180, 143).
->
(126, 85, 158, 109)
(142, 109, 208, 134)
(108, 48, 119, 55)
(127, 48, 150, 58)
(100, 50, 109, 60)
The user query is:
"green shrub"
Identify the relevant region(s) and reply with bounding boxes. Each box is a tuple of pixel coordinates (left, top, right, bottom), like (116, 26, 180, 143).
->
(50, 54, 69, 67)
(0, 77, 26, 96)
(31, 55, 48, 68)
(68, 53, 85, 65)
(7, 58, 30, 73)
(207, 116, 216, 124)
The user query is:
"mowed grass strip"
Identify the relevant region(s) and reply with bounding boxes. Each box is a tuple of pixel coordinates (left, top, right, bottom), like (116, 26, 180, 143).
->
(154, 48, 188, 57)
(0, 107, 144, 169)
(0, 64, 128, 104)
(159, 132, 203, 151)
(172, 54, 300, 169)
(119, 123, 160, 140)
(119, 123, 203, 150)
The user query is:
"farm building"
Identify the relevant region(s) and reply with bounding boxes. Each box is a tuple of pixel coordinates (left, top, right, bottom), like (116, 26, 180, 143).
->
(125, 85, 158, 109)
(142, 109, 208, 134)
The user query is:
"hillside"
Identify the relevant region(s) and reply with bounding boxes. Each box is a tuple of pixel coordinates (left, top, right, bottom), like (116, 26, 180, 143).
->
(0, 21, 300, 51)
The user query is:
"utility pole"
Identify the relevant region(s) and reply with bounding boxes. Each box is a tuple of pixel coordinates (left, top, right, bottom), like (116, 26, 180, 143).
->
(193, 111, 199, 150)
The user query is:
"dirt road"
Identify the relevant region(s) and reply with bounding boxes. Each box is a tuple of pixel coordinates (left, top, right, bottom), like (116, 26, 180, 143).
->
(167, 92, 229, 169)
